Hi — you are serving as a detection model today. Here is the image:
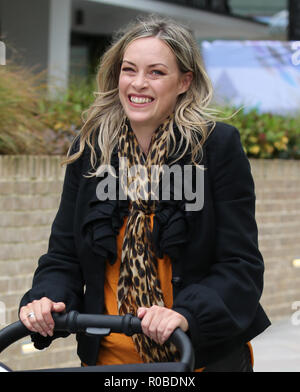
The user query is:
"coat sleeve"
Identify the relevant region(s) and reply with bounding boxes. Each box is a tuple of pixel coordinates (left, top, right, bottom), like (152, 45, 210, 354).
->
(172, 124, 265, 350)
(19, 141, 84, 348)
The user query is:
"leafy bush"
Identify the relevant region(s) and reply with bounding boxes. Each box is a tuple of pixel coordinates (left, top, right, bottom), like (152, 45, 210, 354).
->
(0, 63, 95, 155)
(38, 76, 96, 154)
(0, 64, 48, 154)
(0, 63, 299, 158)
(220, 106, 300, 160)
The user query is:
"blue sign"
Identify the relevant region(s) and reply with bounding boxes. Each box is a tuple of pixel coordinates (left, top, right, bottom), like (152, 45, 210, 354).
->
(201, 40, 300, 115)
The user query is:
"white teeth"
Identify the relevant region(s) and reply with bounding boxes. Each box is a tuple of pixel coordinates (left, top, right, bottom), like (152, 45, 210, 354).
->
(130, 96, 153, 104)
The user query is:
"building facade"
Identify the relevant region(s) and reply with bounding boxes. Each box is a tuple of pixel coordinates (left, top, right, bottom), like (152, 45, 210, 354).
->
(0, 0, 284, 92)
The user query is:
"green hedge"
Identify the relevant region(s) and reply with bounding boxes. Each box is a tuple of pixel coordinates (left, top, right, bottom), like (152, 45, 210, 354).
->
(37, 76, 96, 154)
(0, 64, 299, 158)
(226, 107, 300, 160)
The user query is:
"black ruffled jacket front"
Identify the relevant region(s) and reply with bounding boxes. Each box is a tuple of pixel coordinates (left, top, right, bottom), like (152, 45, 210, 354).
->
(19, 122, 271, 368)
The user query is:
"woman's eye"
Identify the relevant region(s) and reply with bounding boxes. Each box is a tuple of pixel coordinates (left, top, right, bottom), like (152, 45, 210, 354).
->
(122, 67, 135, 72)
(151, 70, 164, 75)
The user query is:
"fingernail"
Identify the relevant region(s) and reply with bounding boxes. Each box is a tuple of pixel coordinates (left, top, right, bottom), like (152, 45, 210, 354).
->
(47, 330, 53, 337)
(41, 332, 47, 337)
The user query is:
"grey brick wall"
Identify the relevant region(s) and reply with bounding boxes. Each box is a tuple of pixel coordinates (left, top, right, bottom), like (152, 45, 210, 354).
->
(251, 159, 300, 322)
(0, 156, 78, 371)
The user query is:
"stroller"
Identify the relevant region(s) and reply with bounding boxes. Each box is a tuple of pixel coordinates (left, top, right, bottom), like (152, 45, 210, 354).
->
(0, 311, 195, 372)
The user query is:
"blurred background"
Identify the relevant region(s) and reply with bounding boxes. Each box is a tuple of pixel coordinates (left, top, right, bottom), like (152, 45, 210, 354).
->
(0, 0, 300, 372)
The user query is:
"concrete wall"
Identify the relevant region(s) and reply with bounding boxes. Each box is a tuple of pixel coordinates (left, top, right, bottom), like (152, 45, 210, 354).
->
(0, 0, 50, 72)
(0, 0, 71, 92)
(71, 0, 271, 40)
(0, 155, 300, 370)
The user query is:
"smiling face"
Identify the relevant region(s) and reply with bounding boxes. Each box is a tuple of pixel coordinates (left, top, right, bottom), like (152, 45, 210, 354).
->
(118, 37, 192, 134)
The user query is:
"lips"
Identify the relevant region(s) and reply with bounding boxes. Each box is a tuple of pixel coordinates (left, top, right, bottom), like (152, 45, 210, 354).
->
(129, 94, 154, 104)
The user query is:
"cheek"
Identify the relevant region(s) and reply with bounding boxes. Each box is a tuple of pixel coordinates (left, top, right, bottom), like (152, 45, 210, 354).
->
(157, 80, 181, 105)
(118, 76, 128, 96)
(160, 89, 179, 111)
(118, 80, 128, 106)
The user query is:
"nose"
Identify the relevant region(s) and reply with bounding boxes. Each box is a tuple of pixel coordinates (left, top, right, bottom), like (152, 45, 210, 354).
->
(131, 71, 148, 90)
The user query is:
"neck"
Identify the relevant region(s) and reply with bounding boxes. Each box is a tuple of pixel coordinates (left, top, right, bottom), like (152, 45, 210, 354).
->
(130, 123, 157, 155)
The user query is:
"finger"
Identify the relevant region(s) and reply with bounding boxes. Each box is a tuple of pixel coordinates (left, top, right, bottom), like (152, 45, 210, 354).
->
(52, 302, 66, 313)
(157, 317, 177, 344)
(46, 302, 66, 336)
(43, 301, 66, 330)
(24, 305, 45, 336)
(149, 308, 174, 344)
(40, 299, 56, 336)
(142, 306, 163, 344)
(19, 306, 37, 333)
(140, 307, 154, 338)
(158, 312, 189, 344)
(30, 300, 49, 337)
(137, 307, 147, 319)
(148, 310, 163, 343)
(37, 298, 65, 336)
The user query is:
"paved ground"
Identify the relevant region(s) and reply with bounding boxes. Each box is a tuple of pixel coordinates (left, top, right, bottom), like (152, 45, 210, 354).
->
(251, 318, 300, 372)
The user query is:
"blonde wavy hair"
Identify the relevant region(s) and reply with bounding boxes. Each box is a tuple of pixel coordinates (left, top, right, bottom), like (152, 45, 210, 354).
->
(62, 15, 219, 175)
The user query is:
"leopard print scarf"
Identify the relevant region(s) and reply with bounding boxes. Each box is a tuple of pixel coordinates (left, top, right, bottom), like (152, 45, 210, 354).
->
(117, 118, 180, 363)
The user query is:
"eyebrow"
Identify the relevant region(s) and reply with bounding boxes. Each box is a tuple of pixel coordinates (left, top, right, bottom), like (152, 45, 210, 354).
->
(122, 60, 169, 69)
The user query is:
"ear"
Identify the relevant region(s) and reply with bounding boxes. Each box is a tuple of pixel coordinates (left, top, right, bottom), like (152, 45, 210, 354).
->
(178, 71, 193, 95)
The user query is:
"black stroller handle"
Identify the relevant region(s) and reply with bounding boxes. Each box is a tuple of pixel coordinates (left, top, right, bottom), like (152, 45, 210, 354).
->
(0, 311, 195, 372)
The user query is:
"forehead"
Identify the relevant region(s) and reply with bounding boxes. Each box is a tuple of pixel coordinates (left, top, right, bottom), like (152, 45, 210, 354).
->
(123, 37, 177, 64)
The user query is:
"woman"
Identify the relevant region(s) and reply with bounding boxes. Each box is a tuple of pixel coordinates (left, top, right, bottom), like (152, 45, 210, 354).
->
(19, 16, 270, 371)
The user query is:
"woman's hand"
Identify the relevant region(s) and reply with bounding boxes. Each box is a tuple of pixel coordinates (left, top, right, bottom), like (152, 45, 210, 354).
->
(137, 305, 188, 345)
(19, 297, 66, 337)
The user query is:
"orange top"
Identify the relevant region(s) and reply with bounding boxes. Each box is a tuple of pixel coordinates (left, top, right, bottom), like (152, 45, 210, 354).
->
(96, 214, 253, 371)
(96, 214, 175, 366)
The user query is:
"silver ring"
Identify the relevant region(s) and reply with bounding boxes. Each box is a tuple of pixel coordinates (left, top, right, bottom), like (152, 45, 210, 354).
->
(27, 312, 35, 319)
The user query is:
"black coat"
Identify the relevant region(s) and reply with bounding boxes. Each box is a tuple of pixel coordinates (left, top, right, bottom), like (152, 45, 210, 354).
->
(20, 122, 271, 368)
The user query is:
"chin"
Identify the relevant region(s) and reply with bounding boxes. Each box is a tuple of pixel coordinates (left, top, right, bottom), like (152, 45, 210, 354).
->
(126, 114, 156, 127)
